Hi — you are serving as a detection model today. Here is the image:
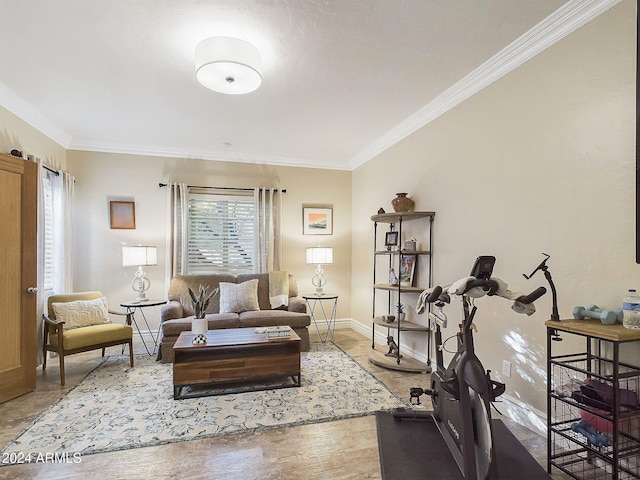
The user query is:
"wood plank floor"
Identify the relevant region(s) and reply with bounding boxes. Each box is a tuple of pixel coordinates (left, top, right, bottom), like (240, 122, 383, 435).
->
(0, 328, 565, 479)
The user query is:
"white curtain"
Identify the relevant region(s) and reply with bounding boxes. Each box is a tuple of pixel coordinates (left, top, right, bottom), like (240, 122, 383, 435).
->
(35, 163, 74, 366)
(53, 170, 74, 294)
(35, 160, 46, 366)
(254, 188, 282, 273)
(165, 182, 188, 294)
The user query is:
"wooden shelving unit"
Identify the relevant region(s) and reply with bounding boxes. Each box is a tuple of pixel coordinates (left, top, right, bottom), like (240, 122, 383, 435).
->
(369, 211, 434, 373)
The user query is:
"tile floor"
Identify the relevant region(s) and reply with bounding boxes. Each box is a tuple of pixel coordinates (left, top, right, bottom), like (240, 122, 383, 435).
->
(0, 328, 564, 479)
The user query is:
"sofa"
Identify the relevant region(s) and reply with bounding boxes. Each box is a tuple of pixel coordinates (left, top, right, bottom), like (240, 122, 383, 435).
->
(158, 273, 311, 362)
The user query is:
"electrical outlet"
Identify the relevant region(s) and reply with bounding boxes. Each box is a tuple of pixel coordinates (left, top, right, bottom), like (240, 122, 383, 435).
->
(502, 360, 511, 378)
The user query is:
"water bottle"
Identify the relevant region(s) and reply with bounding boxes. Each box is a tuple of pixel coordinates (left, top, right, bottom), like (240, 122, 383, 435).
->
(623, 289, 640, 329)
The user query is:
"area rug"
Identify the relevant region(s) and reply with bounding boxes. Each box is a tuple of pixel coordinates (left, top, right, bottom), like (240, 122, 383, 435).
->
(1, 342, 403, 459)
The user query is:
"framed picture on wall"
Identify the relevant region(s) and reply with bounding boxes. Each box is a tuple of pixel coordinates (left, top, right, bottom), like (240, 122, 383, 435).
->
(110, 201, 136, 229)
(303, 207, 333, 235)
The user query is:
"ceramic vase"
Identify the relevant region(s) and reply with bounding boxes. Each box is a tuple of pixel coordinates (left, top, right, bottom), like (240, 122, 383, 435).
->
(391, 193, 415, 212)
(192, 317, 208, 335)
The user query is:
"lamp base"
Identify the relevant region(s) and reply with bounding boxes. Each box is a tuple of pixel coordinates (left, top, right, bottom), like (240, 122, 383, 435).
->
(134, 291, 148, 302)
(312, 265, 327, 296)
(131, 266, 151, 303)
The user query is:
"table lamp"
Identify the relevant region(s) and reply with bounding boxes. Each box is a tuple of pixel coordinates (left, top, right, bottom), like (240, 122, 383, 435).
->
(122, 245, 157, 302)
(306, 247, 333, 295)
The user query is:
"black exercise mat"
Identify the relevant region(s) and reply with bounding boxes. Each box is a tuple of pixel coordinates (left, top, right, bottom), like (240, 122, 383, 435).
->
(376, 411, 550, 479)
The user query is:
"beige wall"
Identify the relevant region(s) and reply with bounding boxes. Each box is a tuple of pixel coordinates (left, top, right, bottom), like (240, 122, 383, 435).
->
(1, 0, 636, 430)
(351, 0, 636, 419)
(0, 105, 66, 168)
(66, 151, 352, 333)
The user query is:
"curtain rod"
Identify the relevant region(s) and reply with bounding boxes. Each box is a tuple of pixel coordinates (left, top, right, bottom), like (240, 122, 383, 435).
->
(158, 183, 286, 193)
(43, 165, 60, 176)
(10, 150, 60, 176)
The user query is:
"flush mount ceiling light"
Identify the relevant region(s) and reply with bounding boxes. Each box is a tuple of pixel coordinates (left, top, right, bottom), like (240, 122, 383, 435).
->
(195, 36, 262, 94)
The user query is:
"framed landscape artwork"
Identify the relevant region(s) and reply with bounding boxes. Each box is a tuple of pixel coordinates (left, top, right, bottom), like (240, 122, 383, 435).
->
(303, 207, 333, 235)
(400, 255, 417, 287)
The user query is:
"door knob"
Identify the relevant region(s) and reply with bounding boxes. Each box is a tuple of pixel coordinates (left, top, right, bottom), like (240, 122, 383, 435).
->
(27, 287, 38, 294)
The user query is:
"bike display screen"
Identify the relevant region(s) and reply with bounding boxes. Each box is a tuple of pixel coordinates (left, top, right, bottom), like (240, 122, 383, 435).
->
(470, 255, 495, 280)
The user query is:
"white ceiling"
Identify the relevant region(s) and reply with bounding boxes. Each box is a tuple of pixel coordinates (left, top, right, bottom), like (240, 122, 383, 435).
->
(0, 1, 617, 170)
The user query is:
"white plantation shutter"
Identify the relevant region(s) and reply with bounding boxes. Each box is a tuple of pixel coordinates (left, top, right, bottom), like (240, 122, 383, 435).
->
(187, 193, 256, 274)
(42, 172, 55, 293)
(167, 185, 281, 278)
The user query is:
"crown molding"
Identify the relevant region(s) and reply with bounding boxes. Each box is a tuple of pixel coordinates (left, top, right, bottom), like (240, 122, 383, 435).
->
(67, 139, 351, 171)
(0, 82, 72, 148)
(0, 0, 620, 171)
(347, 0, 621, 170)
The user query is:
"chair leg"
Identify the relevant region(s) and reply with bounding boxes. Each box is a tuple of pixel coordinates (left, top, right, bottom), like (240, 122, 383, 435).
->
(59, 352, 65, 387)
(102, 347, 106, 357)
(42, 324, 48, 370)
(129, 340, 134, 367)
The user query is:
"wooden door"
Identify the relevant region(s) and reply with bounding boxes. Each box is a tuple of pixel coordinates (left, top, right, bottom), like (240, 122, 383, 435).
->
(0, 153, 37, 403)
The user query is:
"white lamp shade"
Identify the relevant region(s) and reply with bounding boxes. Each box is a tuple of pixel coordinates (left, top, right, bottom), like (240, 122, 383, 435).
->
(122, 245, 157, 267)
(195, 37, 262, 94)
(306, 247, 333, 265)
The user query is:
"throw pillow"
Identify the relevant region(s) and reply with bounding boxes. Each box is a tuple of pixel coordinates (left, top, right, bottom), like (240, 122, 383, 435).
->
(52, 296, 112, 330)
(219, 279, 260, 313)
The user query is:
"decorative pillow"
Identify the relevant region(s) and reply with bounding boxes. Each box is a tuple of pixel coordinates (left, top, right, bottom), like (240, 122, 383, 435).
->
(52, 297, 111, 330)
(219, 279, 260, 313)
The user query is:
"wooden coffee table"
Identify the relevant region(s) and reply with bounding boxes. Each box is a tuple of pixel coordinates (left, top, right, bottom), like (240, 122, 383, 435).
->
(172, 327, 301, 400)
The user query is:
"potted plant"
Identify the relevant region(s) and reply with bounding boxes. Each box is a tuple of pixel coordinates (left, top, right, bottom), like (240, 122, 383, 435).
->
(396, 303, 406, 322)
(189, 285, 219, 344)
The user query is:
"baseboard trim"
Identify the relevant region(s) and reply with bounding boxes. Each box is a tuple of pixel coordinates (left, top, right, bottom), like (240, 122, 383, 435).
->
(310, 317, 352, 332)
(498, 394, 548, 437)
(348, 318, 548, 435)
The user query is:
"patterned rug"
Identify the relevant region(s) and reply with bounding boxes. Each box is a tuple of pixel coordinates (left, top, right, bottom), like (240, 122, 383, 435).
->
(1, 342, 403, 458)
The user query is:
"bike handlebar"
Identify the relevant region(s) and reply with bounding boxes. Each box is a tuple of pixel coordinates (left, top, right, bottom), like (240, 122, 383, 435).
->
(464, 278, 499, 295)
(515, 286, 547, 305)
(425, 286, 443, 303)
(424, 280, 546, 305)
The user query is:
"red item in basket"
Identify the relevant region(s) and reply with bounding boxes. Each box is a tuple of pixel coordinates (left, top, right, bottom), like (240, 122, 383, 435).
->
(579, 408, 622, 434)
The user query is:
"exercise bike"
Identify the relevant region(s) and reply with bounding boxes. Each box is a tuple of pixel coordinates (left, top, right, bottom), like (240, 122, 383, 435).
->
(393, 256, 547, 480)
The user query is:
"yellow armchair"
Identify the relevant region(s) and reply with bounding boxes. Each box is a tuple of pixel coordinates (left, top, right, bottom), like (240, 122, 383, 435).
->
(43, 292, 134, 386)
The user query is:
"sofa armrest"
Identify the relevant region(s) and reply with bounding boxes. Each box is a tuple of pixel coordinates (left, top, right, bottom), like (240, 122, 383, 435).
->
(161, 301, 185, 322)
(288, 297, 307, 314)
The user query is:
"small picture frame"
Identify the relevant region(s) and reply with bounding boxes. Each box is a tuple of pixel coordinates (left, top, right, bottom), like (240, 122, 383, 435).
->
(400, 255, 417, 287)
(303, 207, 333, 235)
(385, 231, 399, 248)
(110, 201, 136, 229)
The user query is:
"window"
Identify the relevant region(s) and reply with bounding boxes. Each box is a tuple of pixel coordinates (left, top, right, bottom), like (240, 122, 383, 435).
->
(41, 168, 72, 294)
(168, 184, 280, 277)
(187, 192, 256, 274)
